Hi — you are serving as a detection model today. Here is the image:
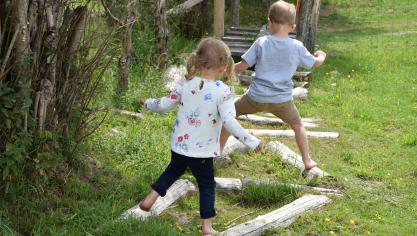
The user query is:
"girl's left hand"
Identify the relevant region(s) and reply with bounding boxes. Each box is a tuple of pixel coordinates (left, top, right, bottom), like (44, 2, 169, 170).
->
(139, 99, 146, 106)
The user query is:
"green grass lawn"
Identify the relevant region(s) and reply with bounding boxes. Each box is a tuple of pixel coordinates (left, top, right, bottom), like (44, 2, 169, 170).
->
(1, 0, 416, 235)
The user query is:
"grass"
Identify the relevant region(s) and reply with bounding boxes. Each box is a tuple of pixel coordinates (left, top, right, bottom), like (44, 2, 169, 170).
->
(1, 0, 417, 235)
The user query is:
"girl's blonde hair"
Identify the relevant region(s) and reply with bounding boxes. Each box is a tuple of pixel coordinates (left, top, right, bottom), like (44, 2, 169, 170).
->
(185, 37, 236, 84)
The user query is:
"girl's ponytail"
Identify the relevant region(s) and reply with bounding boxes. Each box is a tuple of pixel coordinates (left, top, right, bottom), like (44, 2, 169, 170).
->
(185, 53, 198, 80)
(224, 56, 236, 85)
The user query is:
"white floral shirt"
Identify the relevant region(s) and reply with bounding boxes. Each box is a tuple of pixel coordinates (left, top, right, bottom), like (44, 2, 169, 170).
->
(145, 76, 260, 158)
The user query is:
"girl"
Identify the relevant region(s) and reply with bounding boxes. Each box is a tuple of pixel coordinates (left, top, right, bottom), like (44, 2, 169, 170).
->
(139, 38, 262, 236)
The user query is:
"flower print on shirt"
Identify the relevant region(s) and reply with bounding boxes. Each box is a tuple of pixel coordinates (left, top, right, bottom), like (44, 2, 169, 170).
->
(204, 93, 213, 102)
(186, 108, 202, 128)
(215, 80, 221, 87)
(175, 134, 188, 152)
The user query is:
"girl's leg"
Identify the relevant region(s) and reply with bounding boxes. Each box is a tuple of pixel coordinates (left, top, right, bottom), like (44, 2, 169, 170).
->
(141, 151, 187, 211)
(189, 158, 216, 235)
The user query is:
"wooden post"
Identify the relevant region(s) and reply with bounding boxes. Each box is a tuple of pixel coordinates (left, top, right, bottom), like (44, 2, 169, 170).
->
(156, 0, 168, 68)
(296, 0, 320, 52)
(214, 0, 224, 38)
(231, 0, 239, 27)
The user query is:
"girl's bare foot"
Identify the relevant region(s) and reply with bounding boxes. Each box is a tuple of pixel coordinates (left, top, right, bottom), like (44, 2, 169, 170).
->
(304, 158, 317, 170)
(139, 190, 159, 211)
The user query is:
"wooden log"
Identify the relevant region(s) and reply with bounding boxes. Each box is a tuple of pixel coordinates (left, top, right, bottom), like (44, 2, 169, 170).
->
(120, 179, 196, 220)
(215, 177, 243, 191)
(214, 0, 225, 38)
(226, 31, 257, 37)
(247, 129, 339, 139)
(293, 71, 312, 81)
(241, 179, 342, 197)
(238, 114, 319, 128)
(223, 136, 251, 157)
(220, 195, 331, 235)
(222, 36, 255, 43)
(292, 87, 308, 100)
(262, 113, 321, 123)
(231, 0, 239, 27)
(266, 141, 329, 177)
(166, 0, 204, 15)
(113, 109, 144, 119)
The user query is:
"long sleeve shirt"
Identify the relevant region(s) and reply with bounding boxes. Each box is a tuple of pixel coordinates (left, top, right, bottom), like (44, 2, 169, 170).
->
(145, 76, 260, 158)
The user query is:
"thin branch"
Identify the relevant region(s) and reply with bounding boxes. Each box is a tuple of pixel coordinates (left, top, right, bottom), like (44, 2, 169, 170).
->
(100, 0, 123, 25)
(1, 29, 18, 74)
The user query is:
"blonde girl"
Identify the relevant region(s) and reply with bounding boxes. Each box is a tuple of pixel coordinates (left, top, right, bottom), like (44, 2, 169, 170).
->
(139, 38, 261, 236)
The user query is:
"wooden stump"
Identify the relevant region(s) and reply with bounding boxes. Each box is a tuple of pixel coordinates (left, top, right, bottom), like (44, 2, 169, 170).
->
(120, 179, 196, 220)
(220, 195, 331, 235)
(266, 141, 329, 177)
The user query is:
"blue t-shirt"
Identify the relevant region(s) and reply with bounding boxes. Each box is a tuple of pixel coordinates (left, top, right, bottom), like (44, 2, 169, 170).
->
(242, 35, 315, 103)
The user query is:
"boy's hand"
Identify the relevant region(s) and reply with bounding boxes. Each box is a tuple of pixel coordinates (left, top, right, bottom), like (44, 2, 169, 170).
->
(314, 50, 326, 58)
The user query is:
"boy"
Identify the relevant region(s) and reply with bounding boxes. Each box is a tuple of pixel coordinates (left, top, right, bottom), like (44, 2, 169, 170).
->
(220, 0, 326, 170)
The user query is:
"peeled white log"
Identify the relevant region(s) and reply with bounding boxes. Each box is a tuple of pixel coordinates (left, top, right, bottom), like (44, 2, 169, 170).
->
(120, 179, 196, 220)
(238, 114, 318, 128)
(262, 113, 322, 123)
(241, 179, 342, 197)
(220, 195, 331, 236)
(247, 129, 339, 139)
(266, 141, 329, 177)
(292, 87, 308, 100)
(215, 177, 243, 191)
(167, 0, 204, 15)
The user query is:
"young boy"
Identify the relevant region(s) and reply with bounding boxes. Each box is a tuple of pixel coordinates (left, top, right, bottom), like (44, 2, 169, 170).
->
(220, 0, 326, 170)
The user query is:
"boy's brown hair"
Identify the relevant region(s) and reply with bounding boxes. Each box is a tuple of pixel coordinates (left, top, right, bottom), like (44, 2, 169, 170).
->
(185, 37, 236, 84)
(268, 0, 296, 25)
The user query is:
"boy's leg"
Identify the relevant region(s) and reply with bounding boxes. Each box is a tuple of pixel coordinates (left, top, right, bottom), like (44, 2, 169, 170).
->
(189, 157, 216, 234)
(220, 94, 263, 153)
(141, 151, 187, 211)
(268, 101, 316, 170)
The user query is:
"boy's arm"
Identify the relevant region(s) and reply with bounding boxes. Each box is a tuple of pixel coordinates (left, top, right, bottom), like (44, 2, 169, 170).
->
(312, 50, 326, 68)
(235, 60, 250, 74)
(141, 87, 182, 113)
(217, 88, 261, 150)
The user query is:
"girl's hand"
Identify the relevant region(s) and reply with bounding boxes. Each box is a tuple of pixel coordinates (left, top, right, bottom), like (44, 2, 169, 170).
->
(140, 99, 146, 106)
(254, 141, 264, 153)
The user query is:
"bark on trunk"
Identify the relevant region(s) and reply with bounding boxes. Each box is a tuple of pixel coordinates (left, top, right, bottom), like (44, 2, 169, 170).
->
(156, 0, 168, 69)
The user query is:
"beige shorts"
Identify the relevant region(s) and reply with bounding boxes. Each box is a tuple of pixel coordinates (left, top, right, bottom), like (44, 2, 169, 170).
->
(235, 94, 302, 125)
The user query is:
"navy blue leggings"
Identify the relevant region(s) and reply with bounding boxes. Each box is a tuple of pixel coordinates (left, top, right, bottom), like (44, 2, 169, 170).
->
(151, 150, 216, 219)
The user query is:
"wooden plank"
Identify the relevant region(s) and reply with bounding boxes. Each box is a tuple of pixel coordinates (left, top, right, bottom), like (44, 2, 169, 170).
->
(230, 26, 259, 33)
(120, 179, 196, 220)
(238, 114, 319, 128)
(166, 0, 204, 15)
(215, 177, 243, 191)
(224, 41, 252, 48)
(222, 36, 255, 42)
(226, 31, 258, 37)
(220, 195, 331, 235)
(241, 179, 342, 197)
(266, 141, 329, 177)
(247, 129, 339, 139)
(214, 0, 225, 38)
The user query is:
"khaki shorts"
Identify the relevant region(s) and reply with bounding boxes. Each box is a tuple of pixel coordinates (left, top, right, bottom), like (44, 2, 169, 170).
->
(235, 94, 302, 125)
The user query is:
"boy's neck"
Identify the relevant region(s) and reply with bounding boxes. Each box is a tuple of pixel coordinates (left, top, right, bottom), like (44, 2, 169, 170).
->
(269, 24, 292, 38)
